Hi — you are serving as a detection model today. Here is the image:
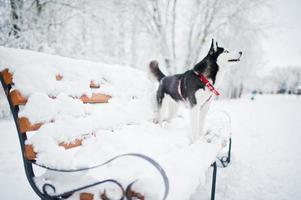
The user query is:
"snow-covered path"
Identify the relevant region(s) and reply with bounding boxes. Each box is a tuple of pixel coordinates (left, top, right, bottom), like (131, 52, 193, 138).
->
(202, 95, 301, 200)
(1, 95, 301, 200)
(0, 118, 38, 199)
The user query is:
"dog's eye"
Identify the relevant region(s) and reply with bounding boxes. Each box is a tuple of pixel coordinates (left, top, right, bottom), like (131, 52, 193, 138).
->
(224, 50, 229, 53)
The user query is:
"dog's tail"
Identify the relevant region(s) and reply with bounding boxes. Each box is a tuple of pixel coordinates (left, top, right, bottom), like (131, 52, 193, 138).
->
(149, 60, 165, 81)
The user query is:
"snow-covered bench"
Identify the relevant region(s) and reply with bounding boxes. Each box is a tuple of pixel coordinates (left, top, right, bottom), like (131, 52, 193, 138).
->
(0, 47, 232, 200)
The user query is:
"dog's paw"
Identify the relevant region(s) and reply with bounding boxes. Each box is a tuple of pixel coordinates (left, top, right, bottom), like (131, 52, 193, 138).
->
(204, 129, 218, 143)
(152, 118, 159, 124)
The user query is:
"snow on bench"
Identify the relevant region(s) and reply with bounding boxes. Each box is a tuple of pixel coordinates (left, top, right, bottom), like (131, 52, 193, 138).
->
(0, 47, 231, 200)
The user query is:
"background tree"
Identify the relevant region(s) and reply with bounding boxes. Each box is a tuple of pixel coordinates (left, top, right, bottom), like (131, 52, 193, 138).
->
(0, 0, 272, 117)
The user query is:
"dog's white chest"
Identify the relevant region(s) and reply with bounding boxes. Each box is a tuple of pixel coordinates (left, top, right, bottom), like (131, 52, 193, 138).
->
(195, 86, 213, 106)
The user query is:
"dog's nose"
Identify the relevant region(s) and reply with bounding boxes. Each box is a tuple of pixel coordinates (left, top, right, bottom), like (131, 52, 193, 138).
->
(239, 51, 243, 55)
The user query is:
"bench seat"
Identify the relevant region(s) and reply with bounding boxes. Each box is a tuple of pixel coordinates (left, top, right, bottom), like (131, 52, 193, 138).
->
(28, 120, 226, 199)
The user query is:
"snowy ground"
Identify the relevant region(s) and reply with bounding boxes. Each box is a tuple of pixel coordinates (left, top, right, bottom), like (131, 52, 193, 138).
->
(1, 94, 301, 200)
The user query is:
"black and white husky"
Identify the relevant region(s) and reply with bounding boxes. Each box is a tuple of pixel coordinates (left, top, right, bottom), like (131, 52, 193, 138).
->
(150, 39, 242, 143)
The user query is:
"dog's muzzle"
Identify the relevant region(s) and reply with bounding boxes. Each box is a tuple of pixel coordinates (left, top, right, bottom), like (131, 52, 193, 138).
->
(228, 58, 240, 62)
(228, 51, 242, 62)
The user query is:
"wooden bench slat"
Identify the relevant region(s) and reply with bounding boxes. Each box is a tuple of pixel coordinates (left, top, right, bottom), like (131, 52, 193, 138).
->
(2, 70, 100, 89)
(10, 90, 28, 106)
(24, 144, 95, 199)
(24, 145, 37, 160)
(80, 192, 94, 200)
(80, 93, 111, 103)
(10, 89, 111, 106)
(89, 80, 100, 89)
(4, 68, 117, 200)
(58, 139, 83, 149)
(18, 117, 43, 133)
(55, 74, 63, 81)
(127, 189, 145, 200)
(1, 69, 13, 85)
(56, 74, 100, 89)
(25, 139, 83, 160)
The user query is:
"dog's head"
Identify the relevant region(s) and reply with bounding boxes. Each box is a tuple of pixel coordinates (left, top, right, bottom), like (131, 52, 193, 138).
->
(193, 39, 242, 83)
(207, 39, 242, 67)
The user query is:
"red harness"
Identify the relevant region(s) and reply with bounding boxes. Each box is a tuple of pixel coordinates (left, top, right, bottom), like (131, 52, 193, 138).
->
(178, 79, 186, 101)
(177, 71, 220, 103)
(193, 71, 220, 96)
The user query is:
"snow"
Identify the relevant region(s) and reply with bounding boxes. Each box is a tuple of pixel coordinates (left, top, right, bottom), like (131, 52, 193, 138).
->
(0, 46, 152, 99)
(194, 95, 301, 200)
(1, 94, 301, 199)
(0, 47, 228, 199)
(19, 93, 88, 123)
(1, 47, 300, 199)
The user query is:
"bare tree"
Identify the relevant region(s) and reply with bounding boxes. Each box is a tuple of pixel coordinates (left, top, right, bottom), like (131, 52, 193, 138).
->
(129, 0, 178, 74)
(9, 0, 23, 37)
(128, 0, 265, 75)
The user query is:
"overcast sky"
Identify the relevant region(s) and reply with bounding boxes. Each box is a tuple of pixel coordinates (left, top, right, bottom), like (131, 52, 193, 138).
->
(260, 0, 301, 71)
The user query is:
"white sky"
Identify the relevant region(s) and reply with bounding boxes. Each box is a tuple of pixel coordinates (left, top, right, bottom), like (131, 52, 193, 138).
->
(260, 0, 301, 71)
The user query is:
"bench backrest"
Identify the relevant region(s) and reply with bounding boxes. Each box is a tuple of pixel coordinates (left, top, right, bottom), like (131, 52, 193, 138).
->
(0, 69, 113, 200)
(1, 69, 111, 160)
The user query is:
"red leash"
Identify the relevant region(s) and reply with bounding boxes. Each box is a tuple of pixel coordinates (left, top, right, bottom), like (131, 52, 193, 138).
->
(193, 71, 220, 96)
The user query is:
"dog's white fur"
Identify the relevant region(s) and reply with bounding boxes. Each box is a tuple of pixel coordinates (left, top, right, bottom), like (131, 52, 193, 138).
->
(156, 43, 241, 143)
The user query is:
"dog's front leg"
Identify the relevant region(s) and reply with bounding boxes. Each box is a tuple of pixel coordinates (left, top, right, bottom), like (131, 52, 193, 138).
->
(190, 105, 200, 143)
(197, 101, 211, 138)
(189, 94, 211, 143)
(156, 85, 166, 126)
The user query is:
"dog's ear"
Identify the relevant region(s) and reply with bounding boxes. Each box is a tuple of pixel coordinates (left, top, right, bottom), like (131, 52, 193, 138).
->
(209, 38, 215, 55)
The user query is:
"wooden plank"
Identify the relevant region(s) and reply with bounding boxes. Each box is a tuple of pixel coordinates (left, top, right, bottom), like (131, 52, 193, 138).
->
(10, 89, 110, 106)
(25, 139, 83, 160)
(1, 69, 13, 85)
(90, 80, 100, 88)
(2, 70, 101, 90)
(24, 145, 36, 160)
(80, 93, 111, 103)
(55, 74, 63, 81)
(59, 139, 82, 149)
(18, 117, 43, 133)
(127, 189, 145, 200)
(56, 74, 99, 89)
(80, 193, 94, 200)
(10, 90, 28, 106)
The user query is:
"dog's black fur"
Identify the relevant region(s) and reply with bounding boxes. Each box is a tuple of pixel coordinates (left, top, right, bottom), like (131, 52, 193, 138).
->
(150, 39, 226, 108)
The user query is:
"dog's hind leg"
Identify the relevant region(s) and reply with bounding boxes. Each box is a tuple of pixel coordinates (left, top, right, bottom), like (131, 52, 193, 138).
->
(166, 96, 179, 123)
(157, 97, 170, 126)
(156, 85, 167, 126)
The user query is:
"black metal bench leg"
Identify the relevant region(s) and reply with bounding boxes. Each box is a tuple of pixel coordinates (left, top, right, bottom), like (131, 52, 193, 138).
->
(211, 162, 217, 200)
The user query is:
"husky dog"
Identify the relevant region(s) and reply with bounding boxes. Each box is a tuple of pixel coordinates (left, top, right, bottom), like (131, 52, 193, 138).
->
(149, 39, 242, 143)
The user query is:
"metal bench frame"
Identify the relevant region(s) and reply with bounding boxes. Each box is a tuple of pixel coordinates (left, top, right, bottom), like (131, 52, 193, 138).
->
(1, 72, 231, 200)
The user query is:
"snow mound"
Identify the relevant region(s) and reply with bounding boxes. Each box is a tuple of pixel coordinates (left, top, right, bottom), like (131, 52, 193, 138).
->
(0, 47, 229, 200)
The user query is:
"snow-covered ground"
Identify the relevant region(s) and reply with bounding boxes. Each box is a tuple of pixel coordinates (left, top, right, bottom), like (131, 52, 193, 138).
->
(1, 94, 300, 199)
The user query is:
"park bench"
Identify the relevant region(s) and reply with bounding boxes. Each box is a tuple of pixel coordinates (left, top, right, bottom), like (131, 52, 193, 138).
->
(0, 47, 232, 200)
